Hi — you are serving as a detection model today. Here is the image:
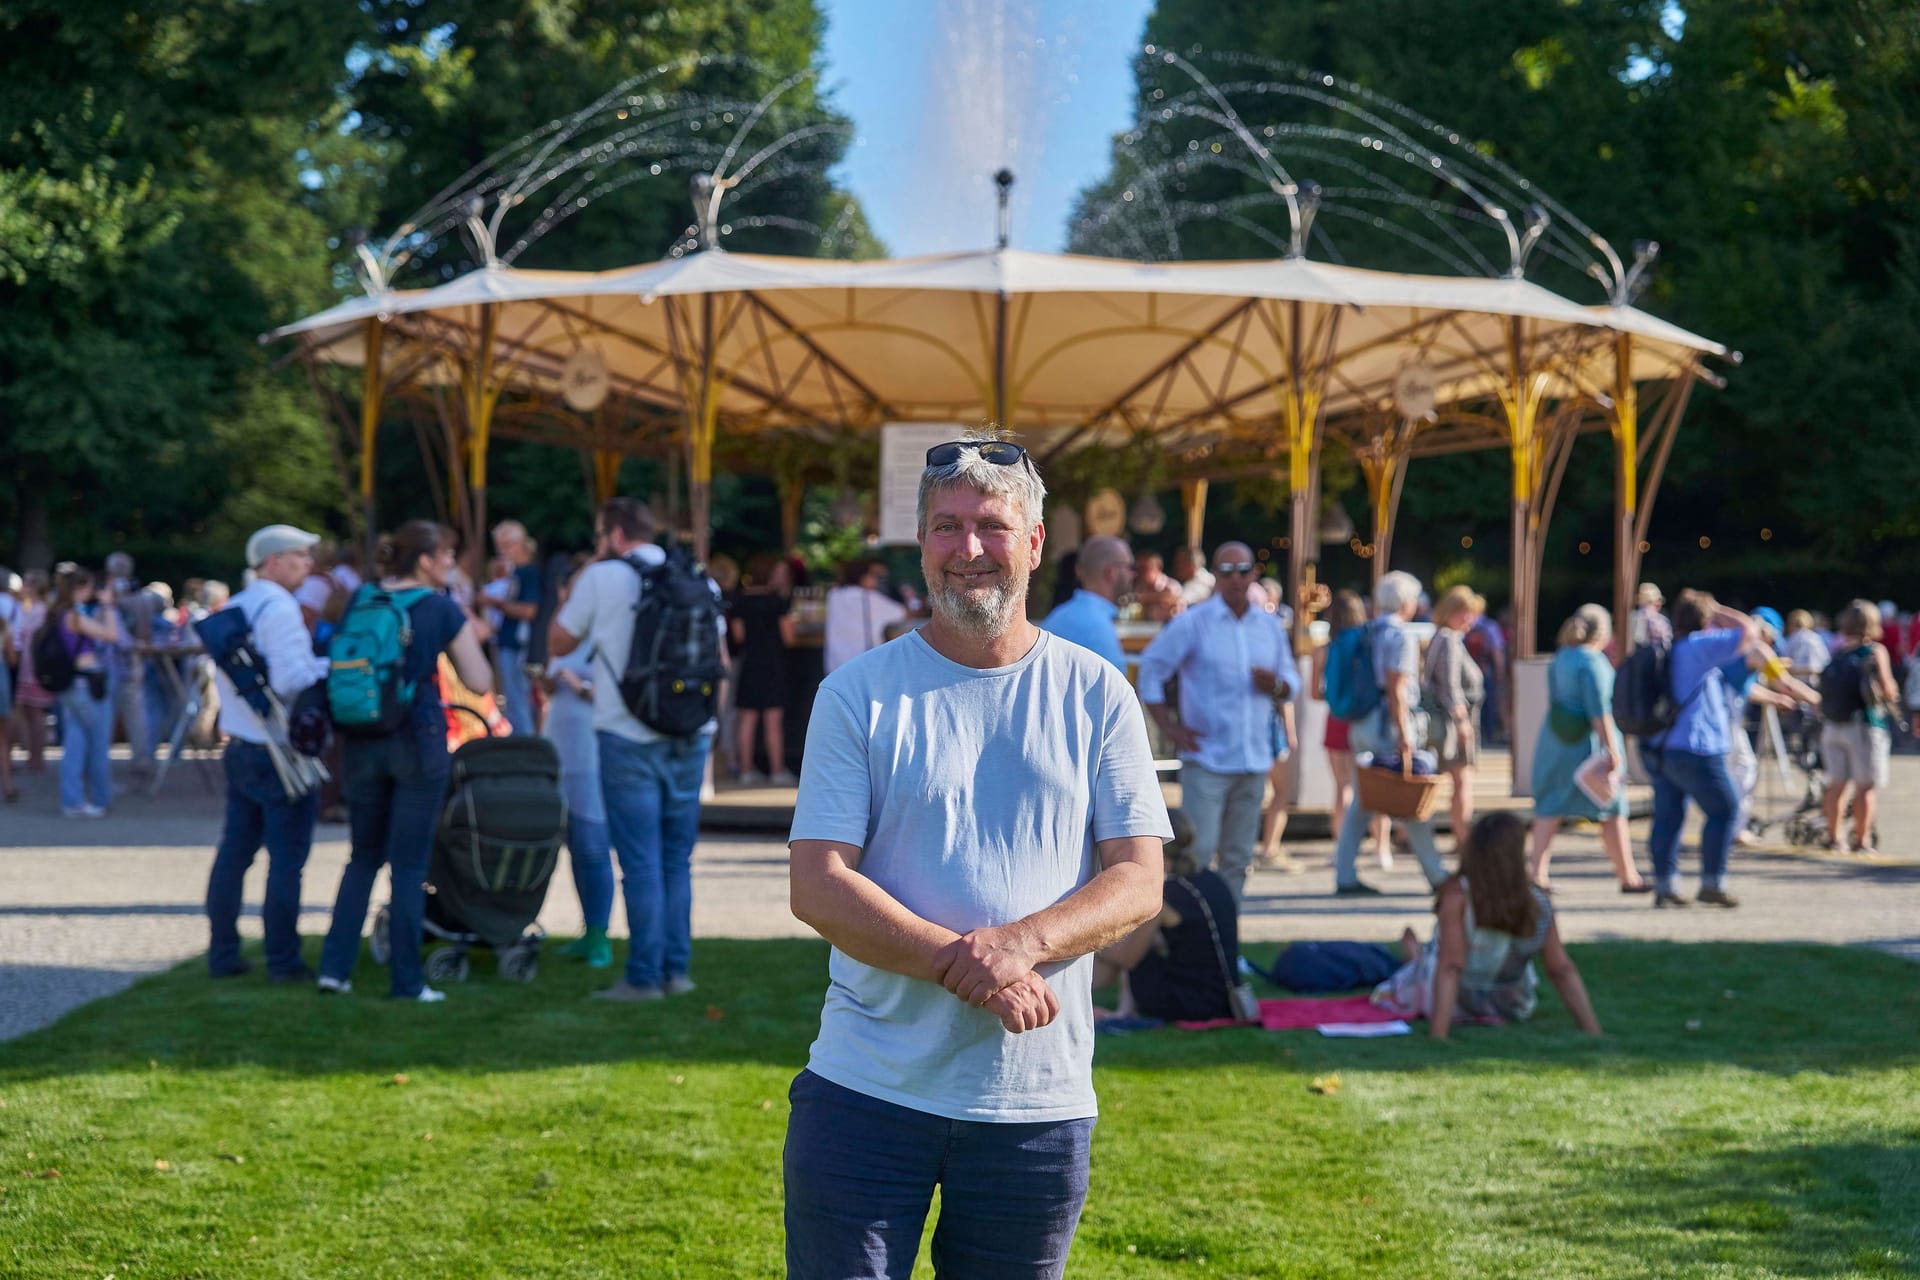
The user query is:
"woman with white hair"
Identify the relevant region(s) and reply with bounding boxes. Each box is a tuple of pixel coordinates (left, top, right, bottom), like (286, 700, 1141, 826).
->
(1331, 569, 1449, 893)
(1529, 604, 1650, 893)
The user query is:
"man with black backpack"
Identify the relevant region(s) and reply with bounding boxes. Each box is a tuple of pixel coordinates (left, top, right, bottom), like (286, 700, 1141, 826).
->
(204, 525, 332, 980)
(549, 497, 726, 1003)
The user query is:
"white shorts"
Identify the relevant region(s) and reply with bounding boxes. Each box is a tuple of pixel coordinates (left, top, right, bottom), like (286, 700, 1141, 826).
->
(1821, 720, 1890, 789)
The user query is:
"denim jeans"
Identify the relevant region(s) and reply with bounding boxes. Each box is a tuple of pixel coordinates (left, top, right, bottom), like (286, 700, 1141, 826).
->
(568, 813, 615, 931)
(58, 682, 113, 811)
(320, 723, 449, 997)
(496, 650, 535, 736)
(783, 1069, 1095, 1280)
(598, 729, 710, 988)
(1178, 762, 1265, 903)
(1332, 706, 1447, 888)
(1643, 746, 1737, 893)
(109, 662, 154, 769)
(206, 741, 319, 975)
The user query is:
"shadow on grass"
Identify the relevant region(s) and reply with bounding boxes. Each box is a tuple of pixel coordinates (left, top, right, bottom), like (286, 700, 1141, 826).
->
(0, 940, 1915, 1086)
(1538, 1134, 1920, 1278)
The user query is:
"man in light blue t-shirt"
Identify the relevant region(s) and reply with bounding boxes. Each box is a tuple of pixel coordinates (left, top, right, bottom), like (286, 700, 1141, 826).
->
(1039, 534, 1134, 674)
(787, 438, 1172, 1280)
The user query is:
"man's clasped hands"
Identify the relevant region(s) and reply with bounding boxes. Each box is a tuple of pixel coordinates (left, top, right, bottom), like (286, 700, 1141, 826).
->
(932, 926, 1058, 1034)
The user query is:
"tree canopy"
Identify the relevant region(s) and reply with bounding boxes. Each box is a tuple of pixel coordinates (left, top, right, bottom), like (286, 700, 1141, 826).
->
(0, 0, 871, 577)
(1072, 0, 1920, 611)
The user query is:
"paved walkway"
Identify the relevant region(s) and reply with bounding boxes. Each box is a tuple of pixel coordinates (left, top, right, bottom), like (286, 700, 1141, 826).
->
(3, 747, 1916, 1043)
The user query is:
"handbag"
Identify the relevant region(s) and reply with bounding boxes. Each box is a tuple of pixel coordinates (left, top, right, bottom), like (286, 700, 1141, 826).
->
(1547, 703, 1590, 744)
(1176, 876, 1260, 1023)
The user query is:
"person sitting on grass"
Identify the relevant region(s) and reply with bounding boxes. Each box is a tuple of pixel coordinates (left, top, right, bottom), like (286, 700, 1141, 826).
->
(1093, 808, 1240, 1023)
(1372, 811, 1602, 1040)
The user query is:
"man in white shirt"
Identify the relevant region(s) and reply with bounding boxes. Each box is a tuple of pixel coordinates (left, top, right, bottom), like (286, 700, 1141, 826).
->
(205, 525, 332, 981)
(550, 497, 721, 1003)
(1171, 544, 1215, 606)
(786, 437, 1169, 1279)
(823, 557, 909, 673)
(1139, 541, 1299, 903)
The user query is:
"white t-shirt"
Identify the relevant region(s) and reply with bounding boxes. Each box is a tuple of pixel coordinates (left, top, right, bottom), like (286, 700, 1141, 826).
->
(214, 581, 332, 744)
(553, 546, 723, 744)
(0, 592, 22, 657)
(790, 628, 1172, 1123)
(823, 585, 908, 674)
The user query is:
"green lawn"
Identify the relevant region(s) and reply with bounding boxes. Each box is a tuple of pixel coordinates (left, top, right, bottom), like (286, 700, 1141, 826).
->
(2, 939, 1916, 1279)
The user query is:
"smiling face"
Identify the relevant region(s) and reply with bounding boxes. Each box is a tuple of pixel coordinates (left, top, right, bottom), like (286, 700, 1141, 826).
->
(918, 483, 1043, 638)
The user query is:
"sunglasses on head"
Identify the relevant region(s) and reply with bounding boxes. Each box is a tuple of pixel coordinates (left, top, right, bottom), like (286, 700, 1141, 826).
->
(1215, 562, 1255, 576)
(926, 440, 1031, 469)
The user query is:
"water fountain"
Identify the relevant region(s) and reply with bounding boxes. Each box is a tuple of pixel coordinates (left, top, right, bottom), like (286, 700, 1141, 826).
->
(1071, 48, 1658, 304)
(348, 55, 860, 294)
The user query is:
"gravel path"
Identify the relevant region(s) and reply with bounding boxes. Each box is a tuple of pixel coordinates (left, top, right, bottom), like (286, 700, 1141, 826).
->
(4, 749, 1915, 1043)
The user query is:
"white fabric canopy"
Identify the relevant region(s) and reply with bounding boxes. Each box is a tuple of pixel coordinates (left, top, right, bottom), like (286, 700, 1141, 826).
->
(271, 247, 1725, 446)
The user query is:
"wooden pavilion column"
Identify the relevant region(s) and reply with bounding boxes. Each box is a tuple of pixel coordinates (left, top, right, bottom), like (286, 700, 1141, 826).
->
(1277, 301, 1340, 652)
(1180, 479, 1209, 553)
(358, 318, 386, 565)
(457, 302, 502, 572)
(687, 293, 720, 565)
(1610, 333, 1639, 652)
(1500, 318, 1554, 659)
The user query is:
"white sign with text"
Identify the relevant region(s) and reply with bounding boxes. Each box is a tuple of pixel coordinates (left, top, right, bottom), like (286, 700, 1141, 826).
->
(878, 423, 966, 545)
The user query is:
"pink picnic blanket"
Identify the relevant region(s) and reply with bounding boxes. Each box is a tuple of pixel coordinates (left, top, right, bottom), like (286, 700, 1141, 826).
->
(1177, 994, 1406, 1032)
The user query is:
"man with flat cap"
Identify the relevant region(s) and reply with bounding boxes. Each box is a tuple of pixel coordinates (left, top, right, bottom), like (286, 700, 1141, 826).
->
(204, 525, 332, 981)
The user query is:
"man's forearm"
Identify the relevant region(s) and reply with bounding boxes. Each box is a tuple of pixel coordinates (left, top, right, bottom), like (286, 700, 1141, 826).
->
(793, 865, 961, 982)
(1002, 861, 1162, 967)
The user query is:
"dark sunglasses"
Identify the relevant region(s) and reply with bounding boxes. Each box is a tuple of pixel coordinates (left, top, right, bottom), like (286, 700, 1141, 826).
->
(1215, 562, 1255, 576)
(926, 440, 1031, 469)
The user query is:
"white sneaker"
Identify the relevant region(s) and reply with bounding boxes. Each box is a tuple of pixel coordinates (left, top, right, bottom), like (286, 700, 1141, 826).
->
(768, 770, 798, 787)
(412, 986, 447, 1003)
(664, 975, 697, 997)
(737, 770, 767, 787)
(316, 976, 352, 995)
(62, 804, 106, 819)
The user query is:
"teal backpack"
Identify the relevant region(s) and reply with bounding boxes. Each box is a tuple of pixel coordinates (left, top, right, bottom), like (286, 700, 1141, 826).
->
(327, 585, 433, 735)
(1322, 621, 1384, 722)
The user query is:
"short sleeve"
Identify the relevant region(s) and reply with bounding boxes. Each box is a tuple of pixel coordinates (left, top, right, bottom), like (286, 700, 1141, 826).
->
(1091, 675, 1175, 844)
(555, 568, 599, 639)
(790, 685, 875, 849)
(1697, 628, 1747, 668)
(1576, 652, 1608, 718)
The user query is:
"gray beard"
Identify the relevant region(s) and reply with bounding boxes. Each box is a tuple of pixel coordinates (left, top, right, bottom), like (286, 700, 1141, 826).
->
(932, 574, 1024, 637)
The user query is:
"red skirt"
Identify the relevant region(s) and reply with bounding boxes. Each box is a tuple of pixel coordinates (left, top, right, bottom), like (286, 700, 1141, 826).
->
(1324, 715, 1352, 752)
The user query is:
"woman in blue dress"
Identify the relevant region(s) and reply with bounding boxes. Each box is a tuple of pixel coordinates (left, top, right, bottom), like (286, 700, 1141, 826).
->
(1528, 604, 1651, 893)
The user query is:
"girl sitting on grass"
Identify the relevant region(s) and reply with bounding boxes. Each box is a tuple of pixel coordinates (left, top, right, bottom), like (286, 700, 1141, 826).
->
(1373, 811, 1603, 1040)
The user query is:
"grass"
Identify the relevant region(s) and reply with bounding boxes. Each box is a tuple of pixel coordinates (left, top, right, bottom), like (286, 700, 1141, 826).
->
(1, 939, 1916, 1279)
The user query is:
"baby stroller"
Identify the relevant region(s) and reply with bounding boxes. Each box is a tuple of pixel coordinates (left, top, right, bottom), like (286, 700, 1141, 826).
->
(370, 715, 566, 983)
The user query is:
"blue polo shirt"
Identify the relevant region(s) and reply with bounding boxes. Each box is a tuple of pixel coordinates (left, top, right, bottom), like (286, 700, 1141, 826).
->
(1040, 589, 1127, 674)
(1652, 628, 1748, 756)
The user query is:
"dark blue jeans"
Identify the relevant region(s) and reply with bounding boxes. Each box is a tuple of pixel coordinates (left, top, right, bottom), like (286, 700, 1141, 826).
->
(598, 730, 710, 988)
(1643, 746, 1737, 892)
(320, 725, 448, 997)
(783, 1070, 1095, 1280)
(206, 742, 319, 976)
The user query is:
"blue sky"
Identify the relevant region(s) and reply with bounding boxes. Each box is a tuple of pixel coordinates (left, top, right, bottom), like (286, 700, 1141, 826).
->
(818, 0, 1155, 254)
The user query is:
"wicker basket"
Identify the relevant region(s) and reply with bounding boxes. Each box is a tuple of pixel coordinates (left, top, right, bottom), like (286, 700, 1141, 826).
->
(1356, 761, 1444, 821)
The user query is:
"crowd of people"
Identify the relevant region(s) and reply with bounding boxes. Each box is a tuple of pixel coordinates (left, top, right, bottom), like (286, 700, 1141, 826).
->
(1, 469, 1911, 1020)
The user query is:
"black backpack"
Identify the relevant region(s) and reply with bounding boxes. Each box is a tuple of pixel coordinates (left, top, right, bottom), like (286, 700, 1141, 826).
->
(612, 546, 724, 738)
(1612, 639, 1706, 740)
(32, 614, 78, 694)
(1819, 646, 1872, 723)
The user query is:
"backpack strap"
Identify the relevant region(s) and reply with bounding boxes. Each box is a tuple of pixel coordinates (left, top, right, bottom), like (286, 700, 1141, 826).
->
(1649, 646, 1712, 750)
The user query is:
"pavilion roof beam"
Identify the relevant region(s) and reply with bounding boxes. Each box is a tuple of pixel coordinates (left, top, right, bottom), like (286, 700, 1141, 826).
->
(1038, 297, 1262, 464)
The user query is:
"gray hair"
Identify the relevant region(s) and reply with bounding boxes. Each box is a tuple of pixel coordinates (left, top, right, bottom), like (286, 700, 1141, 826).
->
(916, 437, 1048, 533)
(1374, 570, 1422, 615)
(1557, 603, 1612, 649)
(106, 551, 135, 579)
